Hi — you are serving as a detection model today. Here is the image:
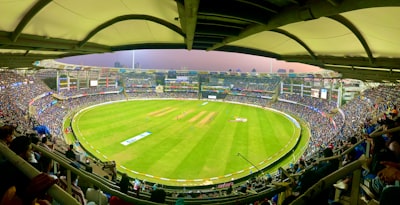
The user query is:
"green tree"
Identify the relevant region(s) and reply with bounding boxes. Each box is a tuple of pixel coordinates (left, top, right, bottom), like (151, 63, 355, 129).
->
(42, 77, 57, 90)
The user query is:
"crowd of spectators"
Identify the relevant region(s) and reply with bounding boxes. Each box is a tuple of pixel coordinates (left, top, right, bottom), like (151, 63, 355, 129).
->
(2, 70, 400, 204)
(206, 76, 280, 92)
(58, 86, 121, 97)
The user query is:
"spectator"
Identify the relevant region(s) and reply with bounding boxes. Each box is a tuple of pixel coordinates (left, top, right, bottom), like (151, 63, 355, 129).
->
(227, 184, 233, 195)
(38, 136, 54, 174)
(86, 185, 108, 205)
(109, 196, 135, 205)
(387, 134, 400, 161)
(294, 148, 339, 204)
(133, 179, 141, 197)
(57, 162, 86, 205)
(368, 135, 397, 176)
(150, 189, 166, 203)
(376, 161, 400, 205)
(0, 125, 15, 160)
(0, 136, 56, 205)
(66, 144, 76, 160)
(119, 173, 131, 194)
(29, 133, 41, 163)
(390, 105, 398, 118)
(377, 161, 400, 184)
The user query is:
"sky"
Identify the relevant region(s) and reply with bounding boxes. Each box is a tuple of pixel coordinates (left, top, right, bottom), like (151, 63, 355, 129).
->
(58, 49, 322, 73)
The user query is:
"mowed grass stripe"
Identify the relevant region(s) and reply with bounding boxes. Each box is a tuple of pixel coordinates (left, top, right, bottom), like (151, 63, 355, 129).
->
(247, 107, 268, 164)
(73, 100, 299, 181)
(256, 109, 274, 156)
(146, 124, 204, 177)
(76, 101, 182, 154)
(271, 112, 293, 146)
(76, 102, 150, 139)
(171, 122, 228, 178)
(79, 101, 144, 127)
(202, 104, 247, 175)
(260, 112, 284, 151)
(119, 103, 222, 176)
(168, 102, 231, 178)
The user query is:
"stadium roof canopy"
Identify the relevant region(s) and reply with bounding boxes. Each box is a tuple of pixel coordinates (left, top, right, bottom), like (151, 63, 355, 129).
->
(1, 0, 400, 82)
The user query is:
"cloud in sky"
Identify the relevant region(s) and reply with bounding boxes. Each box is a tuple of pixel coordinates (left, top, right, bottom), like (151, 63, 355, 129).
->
(58, 49, 322, 73)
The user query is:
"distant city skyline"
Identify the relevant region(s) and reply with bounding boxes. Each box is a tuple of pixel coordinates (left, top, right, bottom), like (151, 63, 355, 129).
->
(58, 50, 322, 73)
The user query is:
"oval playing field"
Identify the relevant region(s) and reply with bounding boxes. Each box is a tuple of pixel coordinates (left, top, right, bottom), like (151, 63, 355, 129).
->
(72, 99, 301, 186)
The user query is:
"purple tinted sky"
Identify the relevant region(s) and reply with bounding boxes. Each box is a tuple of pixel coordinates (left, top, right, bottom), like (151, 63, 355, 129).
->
(58, 50, 321, 73)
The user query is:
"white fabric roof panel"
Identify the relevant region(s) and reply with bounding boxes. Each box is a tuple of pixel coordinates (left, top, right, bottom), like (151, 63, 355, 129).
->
(230, 31, 308, 56)
(90, 21, 184, 46)
(342, 7, 400, 58)
(0, 49, 67, 55)
(1, 0, 400, 81)
(0, 0, 37, 32)
(23, 0, 181, 42)
(280, 17, 367, 57)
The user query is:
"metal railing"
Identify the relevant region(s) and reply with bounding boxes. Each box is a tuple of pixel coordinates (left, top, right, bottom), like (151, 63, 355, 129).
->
(289, 125, 400, 205)
(0, 143, 80, 205)
(32, 144, 160, 205)
(34, 143, 287, 204)
(5, 124, 396, 204)
(291, 158, 365, 205)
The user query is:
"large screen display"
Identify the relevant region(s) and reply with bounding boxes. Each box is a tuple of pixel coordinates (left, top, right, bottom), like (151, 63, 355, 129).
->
(320, 88, 328, 99)
(90, 80, 98, 87)
(311, 88, 320, 98)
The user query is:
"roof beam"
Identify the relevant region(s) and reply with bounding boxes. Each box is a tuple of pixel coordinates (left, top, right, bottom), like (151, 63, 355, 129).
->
(11, 0, 53, 42)
(326, 0, 343, 7)
(236, 0, 278, 14)
(207, 0, 400, 51)
(196, 24, 242, 37)
(271, 28, 317, 60)
(0, 53, 58, 68)
(78, 15, 185, 48)
(197, 21, 244, 30)
(111, 43, 185, 51)
(182, 0, 200, 50)
(216, 45, 281, 59)
(282, 55, 400, 69)
(1, 32, 111, 53)
(197, 0, 274, 25)
(324, 66, 400, 82)
(176, 0, 187, 34)
(197, 15, 249, 25)
(327, 15, 374, 64)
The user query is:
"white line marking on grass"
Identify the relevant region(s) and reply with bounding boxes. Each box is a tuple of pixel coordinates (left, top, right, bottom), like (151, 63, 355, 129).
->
(224, 174, 232, 177)
(73, 100, 302, 186)
(96, 150, 100, 153)
(103, 155, 108, 159)
(120, 165, 126, 170)
(145, 174, 154, 178)
(121, 131, 152, 146)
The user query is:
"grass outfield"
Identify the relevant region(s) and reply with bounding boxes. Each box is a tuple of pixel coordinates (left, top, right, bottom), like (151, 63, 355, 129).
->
(71, 99, 301, 186)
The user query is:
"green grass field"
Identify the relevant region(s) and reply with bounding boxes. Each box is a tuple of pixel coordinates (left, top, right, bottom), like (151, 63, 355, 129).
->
(71, 99, 301, 186)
